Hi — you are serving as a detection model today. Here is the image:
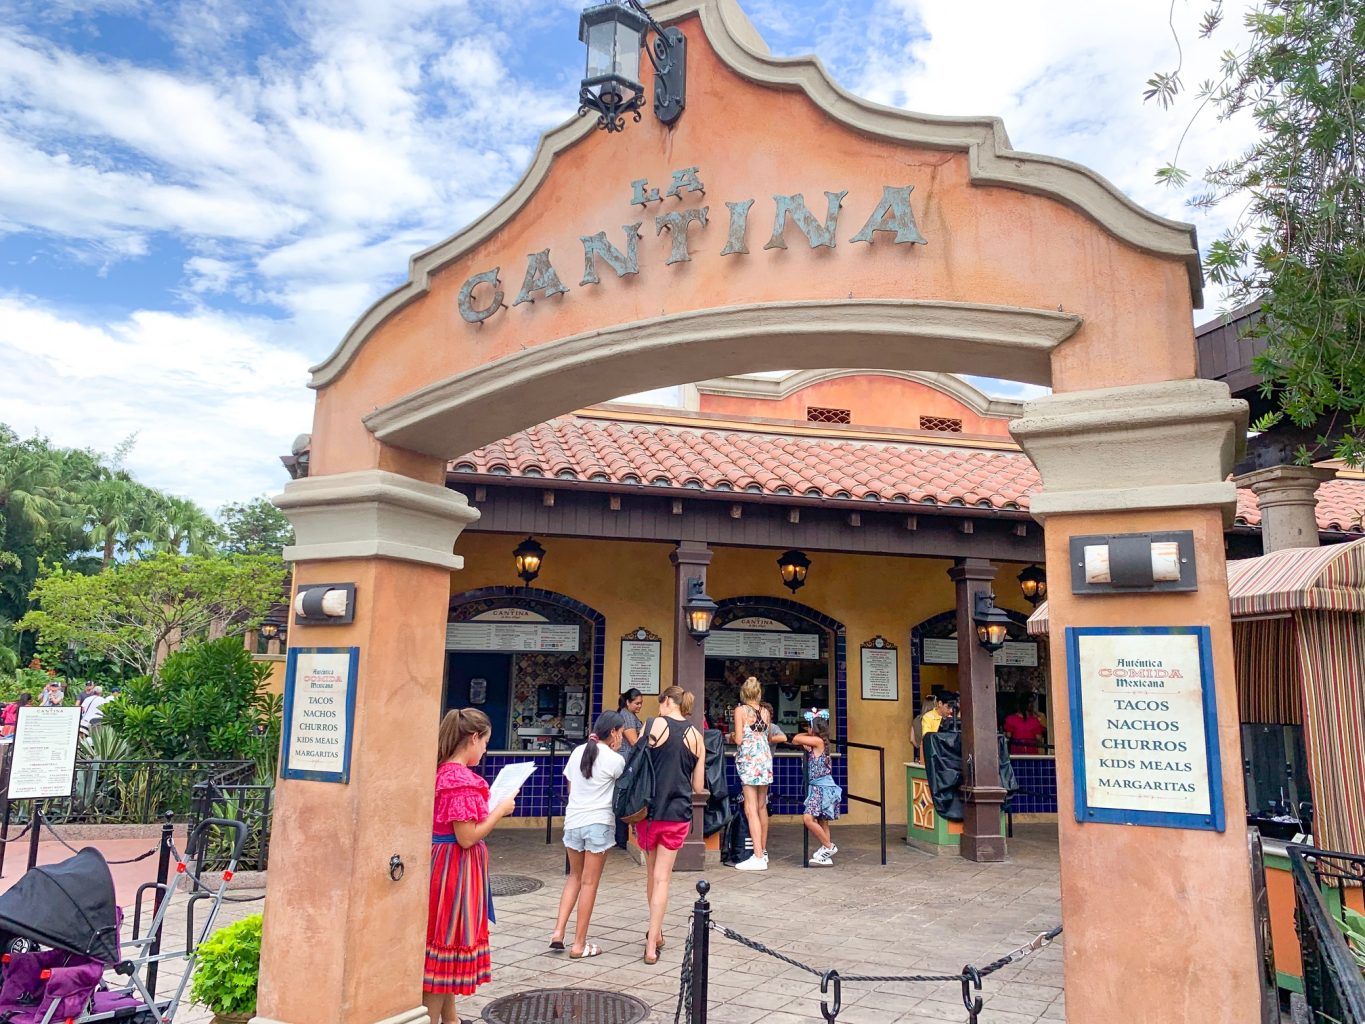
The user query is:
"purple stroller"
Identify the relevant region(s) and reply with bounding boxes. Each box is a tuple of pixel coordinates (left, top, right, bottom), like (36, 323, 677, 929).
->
(0, 818, 246, 1024)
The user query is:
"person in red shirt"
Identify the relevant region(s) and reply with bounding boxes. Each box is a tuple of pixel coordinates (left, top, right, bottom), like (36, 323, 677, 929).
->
(1003, 693, 1047, 755)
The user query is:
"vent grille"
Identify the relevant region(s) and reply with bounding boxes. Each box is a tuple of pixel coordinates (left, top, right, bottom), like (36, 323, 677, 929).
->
(807, 406, 852, 424)
(919, 415, 963, 433)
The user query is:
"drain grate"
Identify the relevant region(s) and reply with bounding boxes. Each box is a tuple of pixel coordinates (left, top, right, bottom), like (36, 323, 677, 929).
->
(489, 873, 544, 897)
(483, 989, 649, 1024)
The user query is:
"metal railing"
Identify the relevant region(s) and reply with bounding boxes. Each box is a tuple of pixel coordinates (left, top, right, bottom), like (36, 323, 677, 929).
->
(801, 740, 886, 867)
(1287, 844, 1365, 1023)
(190, 773, 274, 871)
(42, 759, 255, 825)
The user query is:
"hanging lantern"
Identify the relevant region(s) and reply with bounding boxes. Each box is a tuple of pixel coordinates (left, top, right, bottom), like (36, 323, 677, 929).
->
(973, 592, 1012, 653)
(577, 0, 686, 132)
(513, 536, 546, 586)
(776, 549, 811, 593)
(1017, 564, 1048, 607)
(683, 577, 718, 640)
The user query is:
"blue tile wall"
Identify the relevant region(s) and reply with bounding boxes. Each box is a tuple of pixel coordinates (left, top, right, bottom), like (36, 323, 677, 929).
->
(1009, 757, 1059, 813)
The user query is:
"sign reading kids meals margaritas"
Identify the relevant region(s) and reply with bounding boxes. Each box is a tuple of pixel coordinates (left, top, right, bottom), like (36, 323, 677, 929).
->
(1066, 626, 1224, 832)
(283, 647, 359, 784)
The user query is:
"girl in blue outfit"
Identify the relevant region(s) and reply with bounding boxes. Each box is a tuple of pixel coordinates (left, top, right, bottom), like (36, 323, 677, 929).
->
(791, 708, 841, 866)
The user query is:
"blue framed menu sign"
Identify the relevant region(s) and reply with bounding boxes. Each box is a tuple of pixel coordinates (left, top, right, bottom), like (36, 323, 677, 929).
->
(282, 647, 359, 784)
(1066, 626, 1224, 832)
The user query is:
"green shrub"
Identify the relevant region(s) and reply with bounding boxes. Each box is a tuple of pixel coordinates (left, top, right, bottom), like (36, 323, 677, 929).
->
(190, 913, 262, 1017)
(101, 637, 277, 762)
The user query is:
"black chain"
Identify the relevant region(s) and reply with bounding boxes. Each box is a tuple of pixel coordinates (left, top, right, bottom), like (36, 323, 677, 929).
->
(685, 917, 1062, 1024)
(36, 811, 158, 865)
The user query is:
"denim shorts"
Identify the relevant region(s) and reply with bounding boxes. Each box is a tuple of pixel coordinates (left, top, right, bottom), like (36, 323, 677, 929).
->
(563, 822, 614, 854)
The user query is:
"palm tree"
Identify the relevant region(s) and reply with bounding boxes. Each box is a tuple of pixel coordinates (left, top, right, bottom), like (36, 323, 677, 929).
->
(148, 495, 221, 555)
(83, 475, 157, 568)
(0, 439, 64, 534)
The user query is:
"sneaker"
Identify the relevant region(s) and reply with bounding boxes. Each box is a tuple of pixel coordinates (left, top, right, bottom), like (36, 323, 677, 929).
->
(760, 851, 769, 864)
(734, 855, 768, 872)
(825, 843, 838, 856)
(809, 850, 833, 867)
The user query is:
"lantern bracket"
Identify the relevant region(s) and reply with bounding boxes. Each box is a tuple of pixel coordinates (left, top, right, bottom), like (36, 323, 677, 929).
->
(578, 1, 686, 133)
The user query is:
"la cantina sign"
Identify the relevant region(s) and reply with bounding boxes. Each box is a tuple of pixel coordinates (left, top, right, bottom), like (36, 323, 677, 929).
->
(456, 166, 929, 325)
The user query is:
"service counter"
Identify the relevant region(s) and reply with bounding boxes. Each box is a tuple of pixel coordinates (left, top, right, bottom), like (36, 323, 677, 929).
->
(905, 754, 1056, 851)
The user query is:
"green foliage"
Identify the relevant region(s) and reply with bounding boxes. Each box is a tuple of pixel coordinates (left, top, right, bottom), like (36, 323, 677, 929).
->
(190, 914, 263, 1017)
(216, 498, 294, 559)
(20, 552, 288, 679)
(100, 637, 277, 761)
(1147, 1, 1365, 464)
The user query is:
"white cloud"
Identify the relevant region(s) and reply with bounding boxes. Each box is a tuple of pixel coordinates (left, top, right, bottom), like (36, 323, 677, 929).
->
(0, 295, 312, 509)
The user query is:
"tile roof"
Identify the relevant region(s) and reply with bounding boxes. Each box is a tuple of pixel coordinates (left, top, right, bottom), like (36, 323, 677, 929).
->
(451, 415, 1365, 534)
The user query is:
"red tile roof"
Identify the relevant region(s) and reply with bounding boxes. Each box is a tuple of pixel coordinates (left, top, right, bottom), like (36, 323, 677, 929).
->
(451, 415, 1365, 534)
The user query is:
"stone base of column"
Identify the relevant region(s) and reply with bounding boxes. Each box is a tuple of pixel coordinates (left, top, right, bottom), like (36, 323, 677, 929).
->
(675, 790, 709, 871)
(253, 1008, 428, 1024)
(961, 786, 1008, 863)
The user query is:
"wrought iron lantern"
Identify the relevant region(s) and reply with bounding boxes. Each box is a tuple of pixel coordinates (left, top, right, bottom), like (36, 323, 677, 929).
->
(682, 577, 718, 640)
(259, 623, 281, 641)
(1017, 564, 1047, 607)
(513, 536, 546, 586)
(776, 549, 811, 593)
(973, 592, 1012, 653)
(578, 0, 686, 133)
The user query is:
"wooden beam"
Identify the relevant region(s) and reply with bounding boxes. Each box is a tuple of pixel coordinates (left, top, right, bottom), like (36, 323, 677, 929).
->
(474, 486, 487, 503)
(905, 515, 918, 531)
(1013, 522, 1029, 537)
(847, 512, 861, 527)
(542, 490, 555, 507)
(958, 520, 974, 534)
(788, 508, 800, 524)
(608, 495, 621, 511)
(730, 504, 743, 519)
(672, 499, 684, 516)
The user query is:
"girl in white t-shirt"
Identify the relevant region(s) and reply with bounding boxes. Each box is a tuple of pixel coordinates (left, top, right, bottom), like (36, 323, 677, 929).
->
(549, 711, 626, 959)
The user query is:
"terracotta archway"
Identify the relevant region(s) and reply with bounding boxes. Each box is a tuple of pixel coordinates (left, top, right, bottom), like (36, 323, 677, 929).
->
(264, 4, 1256, 1024)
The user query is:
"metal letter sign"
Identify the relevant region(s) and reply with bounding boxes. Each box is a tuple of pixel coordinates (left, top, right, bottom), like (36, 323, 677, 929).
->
(1066, 626, 1225, 831)
(282, 647, 360, 784)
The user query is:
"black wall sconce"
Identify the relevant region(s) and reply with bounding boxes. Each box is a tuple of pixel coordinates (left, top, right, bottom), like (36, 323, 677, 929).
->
(578, 0, 686, 133)
(1017, 564, 1047, 607)
(682, 577, 718, 640)
(513, 536, 546, 586)
(973, 592, 1012, 653)
(776, 549, 811, 593)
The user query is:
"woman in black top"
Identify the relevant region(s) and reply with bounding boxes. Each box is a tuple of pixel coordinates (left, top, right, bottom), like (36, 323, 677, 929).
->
(637, 685, 704, 965)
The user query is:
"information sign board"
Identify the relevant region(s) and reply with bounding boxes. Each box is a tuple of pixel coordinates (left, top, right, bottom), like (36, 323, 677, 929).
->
(282, 647, 359, 784)
(620, 628, 662, 696)
(704, 630, 820, 661)
(1066, 626, 1224, 831)
(446, 622, 580, 653)
(8, 707, 80, 800)
(860, 638, 898, 701)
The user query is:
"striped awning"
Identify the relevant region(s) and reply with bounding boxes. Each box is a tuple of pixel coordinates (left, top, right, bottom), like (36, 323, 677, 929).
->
(1024, 537, 1365, 632)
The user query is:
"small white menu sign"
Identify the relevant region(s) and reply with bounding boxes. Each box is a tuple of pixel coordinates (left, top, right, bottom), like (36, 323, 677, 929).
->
(620, 637, 662, 695)
(1068, 627, 1223, 831)
(8, 707, 81, 800)
(860, 644, 898, 701)
(283, 648, 358, 783)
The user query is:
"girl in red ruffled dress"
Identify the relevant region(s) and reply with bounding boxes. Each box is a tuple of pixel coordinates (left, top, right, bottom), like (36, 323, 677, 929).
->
(423, 709, 517, 1024)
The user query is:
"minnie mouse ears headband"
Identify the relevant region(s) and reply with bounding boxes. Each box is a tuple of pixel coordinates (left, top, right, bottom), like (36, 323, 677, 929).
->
(803, 708, 830, 722)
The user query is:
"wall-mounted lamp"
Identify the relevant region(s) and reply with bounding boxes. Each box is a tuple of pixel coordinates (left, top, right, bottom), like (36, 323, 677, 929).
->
(682, 577, 718, 641)
(578, 0, 686, 133)
(513, 536, 546, 586)
(1017, 564, 1047, 607)
(972, 592, 1012, 653)
(776, 549, 811, 593)
(293, 584, 356, 626)
(259, 623, 281, 641)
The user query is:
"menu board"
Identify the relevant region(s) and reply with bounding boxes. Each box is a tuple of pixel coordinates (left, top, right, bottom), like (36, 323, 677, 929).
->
(860, 642, 898, 701)
(1067, 626, 1223, 831)
(704, 630, 820, 661)
(920, 639, 1039, 667)
(446, 622, 580, 653)
(620, 630, 662, 696)
(8, 707, 81, 800)
(281, 647, 359, 784)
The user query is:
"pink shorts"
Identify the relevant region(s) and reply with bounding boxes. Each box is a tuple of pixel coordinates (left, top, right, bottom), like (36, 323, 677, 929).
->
(635, 819, 690, 852)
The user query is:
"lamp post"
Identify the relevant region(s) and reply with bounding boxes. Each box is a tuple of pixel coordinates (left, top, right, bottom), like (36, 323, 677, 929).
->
(578, 0, 687, 133)
(776, 549, 811, 593)
(1017, 564, 1047, 607)
(972, 592, 1012, 653)
(513, 536, 546, 586)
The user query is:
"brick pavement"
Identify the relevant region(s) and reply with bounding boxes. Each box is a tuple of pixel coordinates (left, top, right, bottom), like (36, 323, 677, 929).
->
(129, 822, 1067, 1024)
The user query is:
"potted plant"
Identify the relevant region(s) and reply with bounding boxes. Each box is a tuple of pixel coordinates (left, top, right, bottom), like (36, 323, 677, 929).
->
(191, 913, 262, 1024)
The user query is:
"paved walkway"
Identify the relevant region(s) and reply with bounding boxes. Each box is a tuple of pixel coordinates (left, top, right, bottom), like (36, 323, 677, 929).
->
(89, 822, 1067, 1023)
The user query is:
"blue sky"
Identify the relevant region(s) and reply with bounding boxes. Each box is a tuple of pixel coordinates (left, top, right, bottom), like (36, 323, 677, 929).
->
(0, 0, 1253, 509)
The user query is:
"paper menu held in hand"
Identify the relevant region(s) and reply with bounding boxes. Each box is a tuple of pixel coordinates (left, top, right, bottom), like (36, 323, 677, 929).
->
(488, 761, 537, 810)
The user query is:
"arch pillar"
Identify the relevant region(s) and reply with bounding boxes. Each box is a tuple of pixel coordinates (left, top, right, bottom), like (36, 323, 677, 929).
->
(1011, 379, 1258, 1022)
(256, 467, 479, 1024)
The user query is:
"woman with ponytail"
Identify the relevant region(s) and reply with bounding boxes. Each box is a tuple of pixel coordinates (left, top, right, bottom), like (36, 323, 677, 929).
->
(549, 710, 626, 959)
(423, 708, 518, 1024)
(637, 685, 704, 965)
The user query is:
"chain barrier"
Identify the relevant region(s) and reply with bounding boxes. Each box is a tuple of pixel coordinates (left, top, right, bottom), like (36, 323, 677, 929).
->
(675, 880, 1060, 1024)
(36, 810, 159, 865)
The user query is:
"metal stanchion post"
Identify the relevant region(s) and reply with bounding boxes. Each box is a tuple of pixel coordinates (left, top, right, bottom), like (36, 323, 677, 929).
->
(691, 880, 711, 1024)
(0, 744, 12, 879)
(25, 800, 41, 871)
(146, 811, 174, 999)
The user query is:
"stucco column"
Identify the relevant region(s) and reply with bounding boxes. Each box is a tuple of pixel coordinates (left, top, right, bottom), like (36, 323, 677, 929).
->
(1233, 464, 1335, 553)
(670, 541, 711, 872)
(948, 558, 1007, 863)
(256, 469, 479, 1024)
(1012, 379, 1259, 1024)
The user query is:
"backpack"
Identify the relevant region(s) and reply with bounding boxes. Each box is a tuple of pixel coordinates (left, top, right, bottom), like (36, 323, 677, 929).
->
(721, 797, 752, 865)
(613, 718, 656, 824)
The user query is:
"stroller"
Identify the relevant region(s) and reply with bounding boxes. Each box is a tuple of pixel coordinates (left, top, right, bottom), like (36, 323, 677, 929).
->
(0, 817, 246, 1024)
